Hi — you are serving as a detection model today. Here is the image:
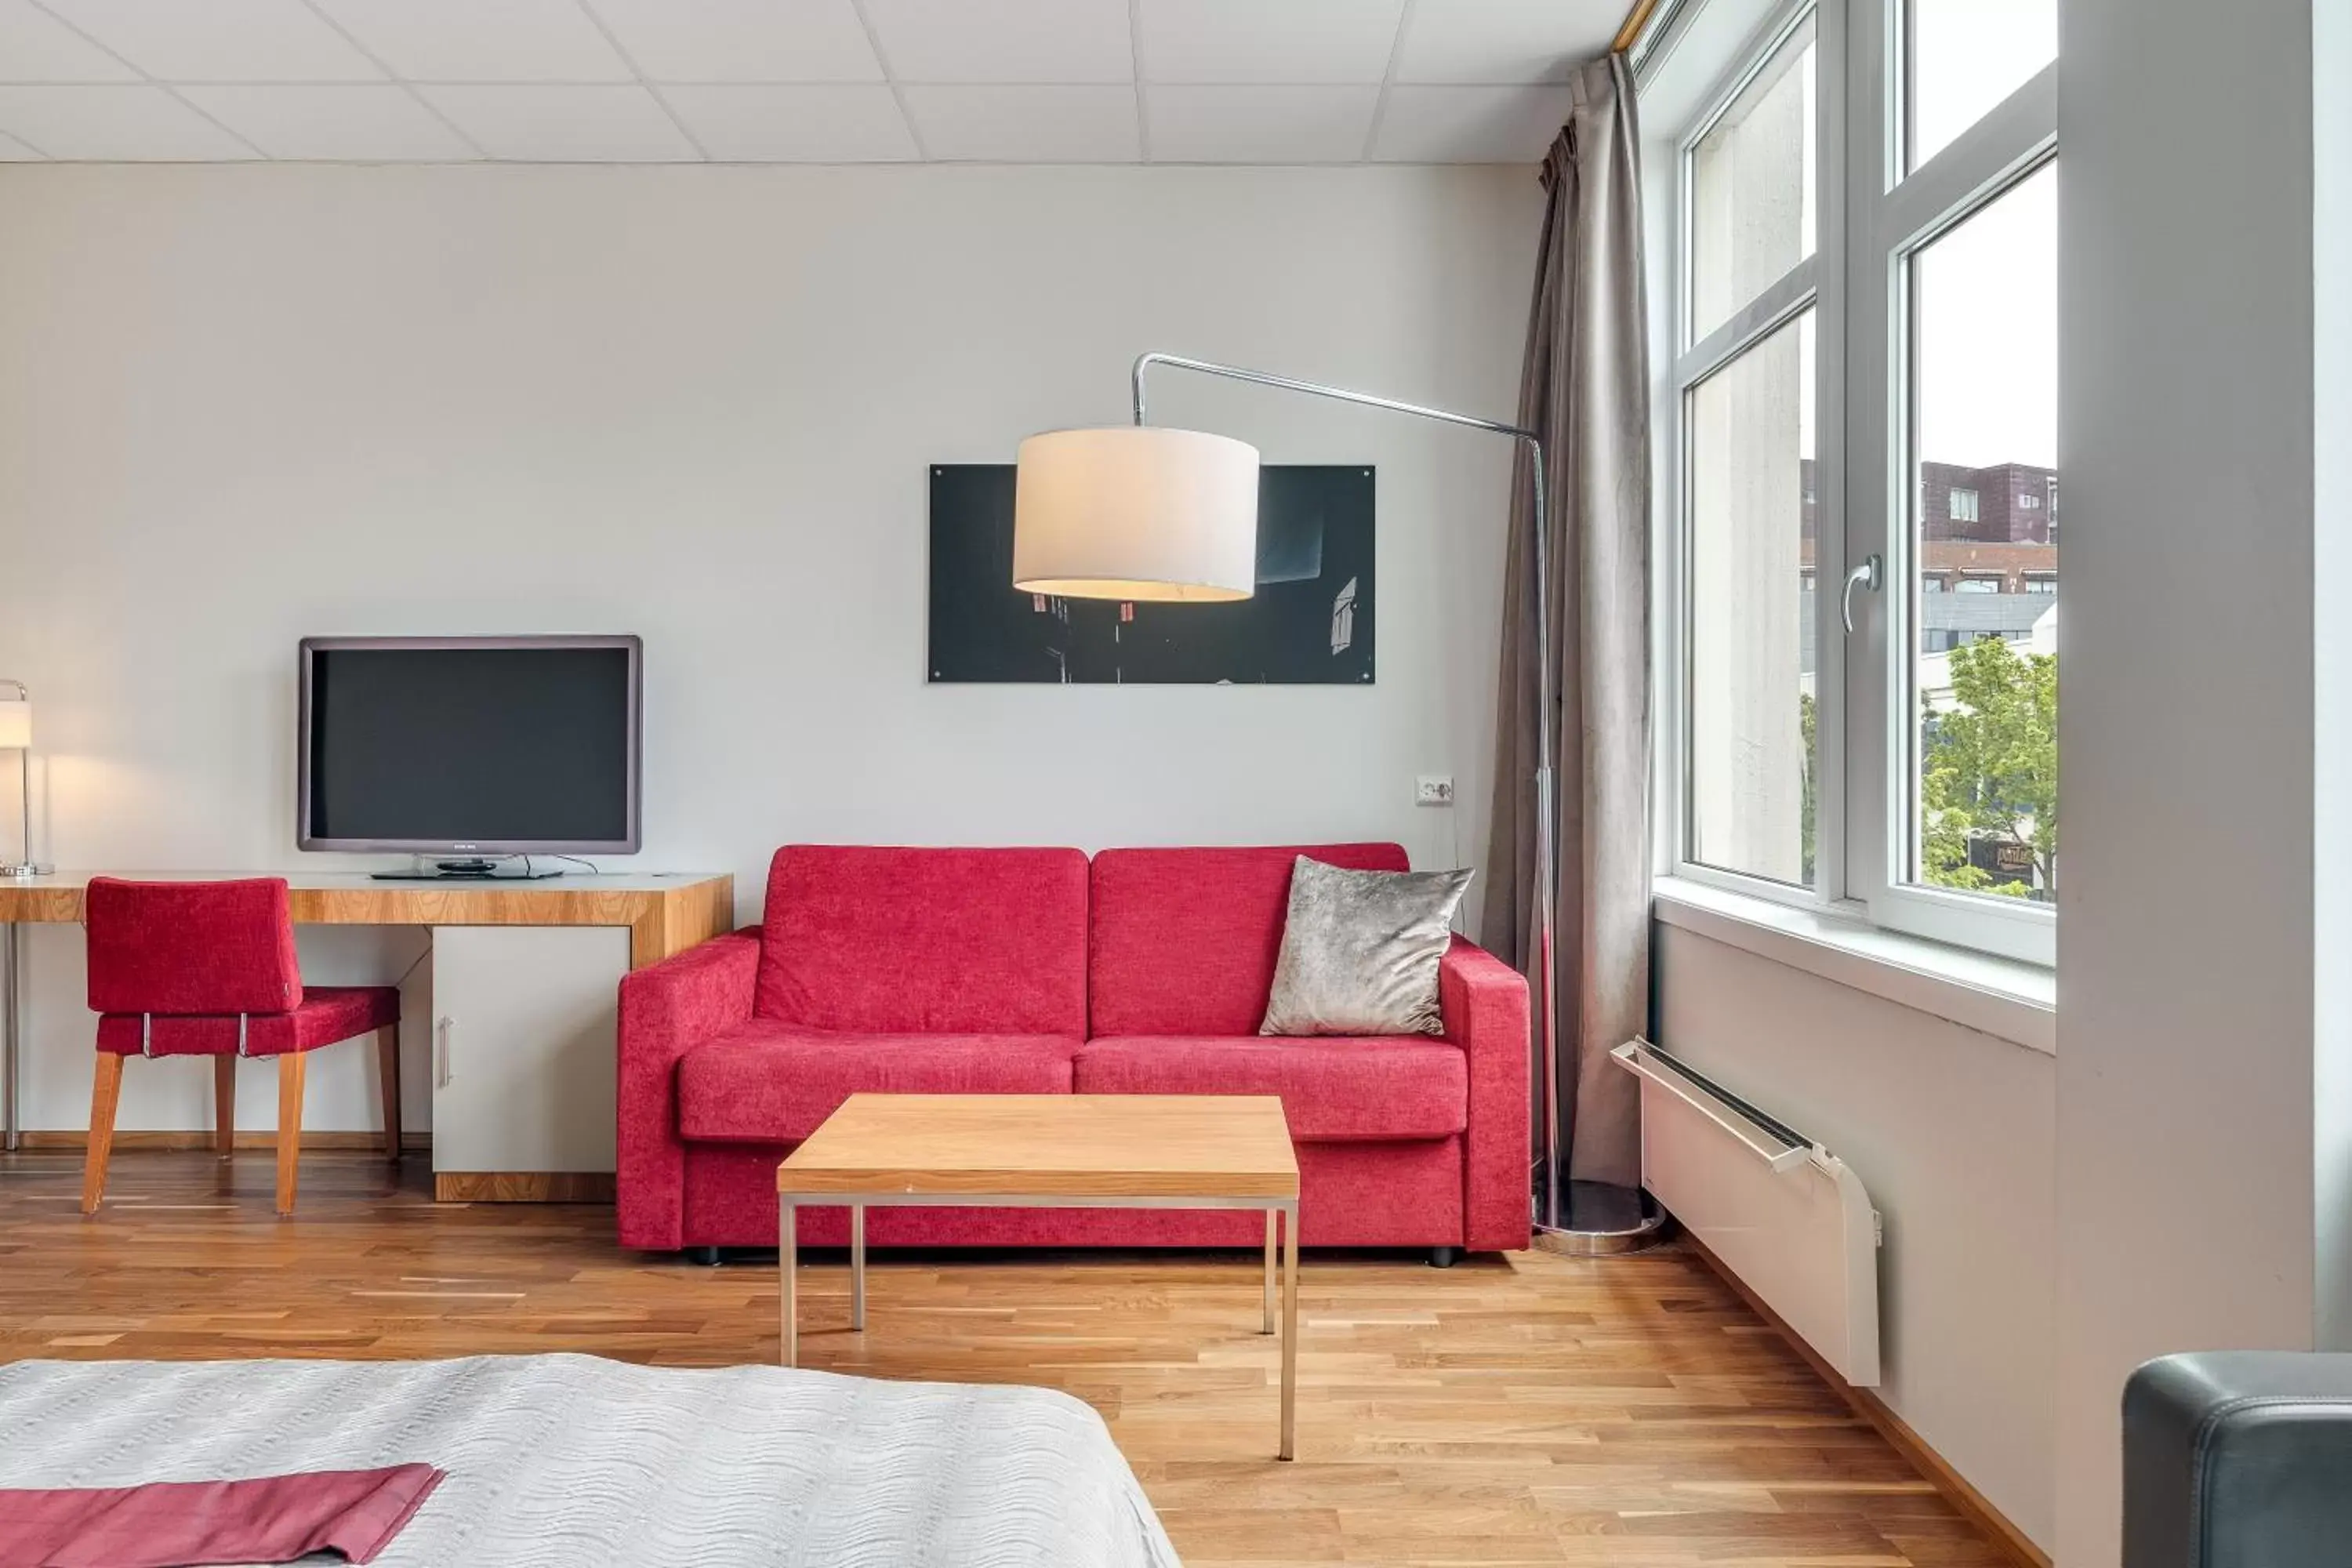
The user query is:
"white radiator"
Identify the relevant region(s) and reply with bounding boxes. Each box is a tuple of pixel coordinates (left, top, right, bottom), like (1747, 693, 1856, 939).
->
(1612, 1038, 1882, 1386)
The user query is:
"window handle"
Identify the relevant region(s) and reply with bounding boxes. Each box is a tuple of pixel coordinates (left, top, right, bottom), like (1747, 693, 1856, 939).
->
(1842, 555, 1884, 635)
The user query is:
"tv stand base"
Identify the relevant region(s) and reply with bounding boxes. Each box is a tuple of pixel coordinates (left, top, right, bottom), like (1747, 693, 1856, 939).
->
(370, 858, 567, 882)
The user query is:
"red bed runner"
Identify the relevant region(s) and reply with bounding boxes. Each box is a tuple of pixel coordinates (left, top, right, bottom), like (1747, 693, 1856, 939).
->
(0, 1464, 443, 1568)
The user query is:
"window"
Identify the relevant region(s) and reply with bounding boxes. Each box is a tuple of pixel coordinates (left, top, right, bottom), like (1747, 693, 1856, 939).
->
(1905, 0, 2055, 171)
(1686, 311, 1816, 885)
(1671, 9, 1821, 891)
(1656, 0, 2056, 964)
(1689, 15, 1816, 343)
(1904, 164, 2056, 911)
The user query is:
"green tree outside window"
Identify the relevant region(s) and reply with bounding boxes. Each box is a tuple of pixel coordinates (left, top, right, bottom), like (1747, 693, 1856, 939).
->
(1919, 636, 2056, 898)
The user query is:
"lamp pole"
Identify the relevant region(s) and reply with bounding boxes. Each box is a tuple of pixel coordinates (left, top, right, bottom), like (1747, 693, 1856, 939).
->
(1130, 352, 1623, 1247)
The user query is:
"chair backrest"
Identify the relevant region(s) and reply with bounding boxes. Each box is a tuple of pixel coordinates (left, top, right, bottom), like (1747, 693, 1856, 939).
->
(85, 877, 303, 1017)
(1088, 843, 1411, 1036)
(756, 846, 1089, 1034)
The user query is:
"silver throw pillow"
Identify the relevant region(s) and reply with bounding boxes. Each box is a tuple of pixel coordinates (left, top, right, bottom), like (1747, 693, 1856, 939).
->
(1260, 857, 1474, 1037)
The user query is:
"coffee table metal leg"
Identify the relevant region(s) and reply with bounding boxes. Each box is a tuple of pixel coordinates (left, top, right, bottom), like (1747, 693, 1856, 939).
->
(779, 1199, 797, 1368)
(851, 1202, 866, 1332)
(1279, 1200, 1298, 1461)
(1262, 1209, 1276, 1334)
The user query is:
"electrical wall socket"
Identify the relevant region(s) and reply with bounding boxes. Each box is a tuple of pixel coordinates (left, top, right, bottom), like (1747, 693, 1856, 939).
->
(1415, 775, 1455, 807)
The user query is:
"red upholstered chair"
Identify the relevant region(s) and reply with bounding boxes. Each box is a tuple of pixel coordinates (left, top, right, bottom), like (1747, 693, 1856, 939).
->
(80, 877, 401, 1216)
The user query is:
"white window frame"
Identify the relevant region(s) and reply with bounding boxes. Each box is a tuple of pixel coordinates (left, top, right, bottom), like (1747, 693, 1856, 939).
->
(1660, 0, 1839, 911)
(1657, 0, 2056, 967)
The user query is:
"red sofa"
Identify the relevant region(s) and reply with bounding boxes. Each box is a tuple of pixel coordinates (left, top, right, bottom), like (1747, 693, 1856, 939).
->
(617, 843, 1532, 1261)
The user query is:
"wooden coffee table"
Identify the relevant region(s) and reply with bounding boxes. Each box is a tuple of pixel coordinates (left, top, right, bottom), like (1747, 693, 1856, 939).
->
(775, 1093, 1303, 1458)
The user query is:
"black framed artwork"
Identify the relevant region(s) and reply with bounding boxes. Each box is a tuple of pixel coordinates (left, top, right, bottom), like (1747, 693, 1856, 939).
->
(927, 463, 1374, 684)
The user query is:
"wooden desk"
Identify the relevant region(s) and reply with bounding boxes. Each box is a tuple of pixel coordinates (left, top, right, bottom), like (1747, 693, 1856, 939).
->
(0, 871, 734, 1189)
(0, 871, 731, 970)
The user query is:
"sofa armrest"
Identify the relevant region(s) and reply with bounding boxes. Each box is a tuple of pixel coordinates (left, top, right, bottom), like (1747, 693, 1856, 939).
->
(616, 927, 760, 1250)
(1440, 935, 1533, 1251)
(2125, 1352, 2352, 1568)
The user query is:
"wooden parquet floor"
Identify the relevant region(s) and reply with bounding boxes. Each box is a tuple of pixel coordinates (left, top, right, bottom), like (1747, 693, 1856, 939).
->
(0, 1149, 2010, 1567)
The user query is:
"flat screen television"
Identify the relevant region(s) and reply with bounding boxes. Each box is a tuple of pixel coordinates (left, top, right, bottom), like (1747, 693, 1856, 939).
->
(298, 635, 642, 857)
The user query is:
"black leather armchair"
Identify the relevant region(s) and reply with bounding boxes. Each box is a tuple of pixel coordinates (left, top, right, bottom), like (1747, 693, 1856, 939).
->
(2125, 1352, 2352, 1567)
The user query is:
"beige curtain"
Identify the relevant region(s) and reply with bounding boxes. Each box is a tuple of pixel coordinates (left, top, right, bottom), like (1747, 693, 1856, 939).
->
(1481, 53, 1652, 1191)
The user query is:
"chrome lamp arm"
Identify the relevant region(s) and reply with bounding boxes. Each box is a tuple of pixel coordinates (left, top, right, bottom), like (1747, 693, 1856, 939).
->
(1128, 351, 1570, 1239)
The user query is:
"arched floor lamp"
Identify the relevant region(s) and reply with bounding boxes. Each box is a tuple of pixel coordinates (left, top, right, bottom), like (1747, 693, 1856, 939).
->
(1014, 351, 1662, 1254)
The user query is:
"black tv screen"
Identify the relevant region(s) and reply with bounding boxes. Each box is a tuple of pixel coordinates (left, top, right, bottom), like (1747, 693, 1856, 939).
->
(299, 637, 641, 853)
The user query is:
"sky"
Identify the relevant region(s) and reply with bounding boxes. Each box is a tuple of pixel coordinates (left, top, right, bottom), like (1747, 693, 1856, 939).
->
(1912, 0, 2058, 168)
(1910, 0, 2057, 471)
(1916, 160, 2056, 471)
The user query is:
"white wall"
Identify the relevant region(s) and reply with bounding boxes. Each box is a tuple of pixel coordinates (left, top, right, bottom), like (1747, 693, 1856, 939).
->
(1653, 926, 2057, 1548)
(2056, 1, 2339, 1564)
(0, 162, 1541, 1133)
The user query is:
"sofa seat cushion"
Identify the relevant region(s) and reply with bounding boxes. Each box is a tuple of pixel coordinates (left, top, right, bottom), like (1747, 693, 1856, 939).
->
(1073, 1034, 1466, 1142)
(677, 1023, 1083, 1145)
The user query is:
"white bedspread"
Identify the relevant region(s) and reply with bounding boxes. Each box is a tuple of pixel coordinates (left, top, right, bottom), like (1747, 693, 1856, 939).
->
(0, 1353, 1182, 1567)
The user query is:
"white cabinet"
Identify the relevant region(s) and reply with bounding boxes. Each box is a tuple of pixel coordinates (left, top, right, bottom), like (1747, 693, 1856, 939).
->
(428, 924, 631, 1184)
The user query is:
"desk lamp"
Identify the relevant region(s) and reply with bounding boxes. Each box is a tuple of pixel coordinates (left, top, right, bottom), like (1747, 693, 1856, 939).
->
(0, 681, 49, 878)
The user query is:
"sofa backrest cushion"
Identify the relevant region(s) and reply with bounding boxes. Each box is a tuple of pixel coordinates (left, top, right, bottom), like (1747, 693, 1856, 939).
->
(1089, 844, 1410, 1036)
(757, 845, 1090, 1035)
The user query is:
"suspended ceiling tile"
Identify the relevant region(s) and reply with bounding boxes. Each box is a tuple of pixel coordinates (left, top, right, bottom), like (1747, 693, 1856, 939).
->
(584, 0, 882, 84)
(38, 0, 385, 82)
(416, 83, 699, 160)
(1370, 82, 1571, 162)
(1135, 0, 1405, 85)
(1392, 0, 1618, 85)
(1146, 84, 1380, 163)
(0, 0, 140, 81)
(0, 82, 258, 158)
(180, 85, 478, 160)
(662, 84, 916, 161)
(863, 0, 1132, 85)
(901, 83, 1140, 162)
(314, 0, 632, 83)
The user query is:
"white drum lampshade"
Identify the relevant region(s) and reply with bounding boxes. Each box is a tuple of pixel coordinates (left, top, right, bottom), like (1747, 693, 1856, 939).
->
(1012, 426, 1261, 602)
(0, 695, 27, 752)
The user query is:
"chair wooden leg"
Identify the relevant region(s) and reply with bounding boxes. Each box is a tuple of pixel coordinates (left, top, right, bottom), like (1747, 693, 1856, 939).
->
(82, 1054, 125, 1215)
(375, 1023, 401, 1161)
(214, 1056, 237, 1156)
(275, 1053, 307, 1216)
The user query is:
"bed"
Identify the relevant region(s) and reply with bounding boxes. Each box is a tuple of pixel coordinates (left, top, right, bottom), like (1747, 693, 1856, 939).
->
(0, 1352, 1182, 1566)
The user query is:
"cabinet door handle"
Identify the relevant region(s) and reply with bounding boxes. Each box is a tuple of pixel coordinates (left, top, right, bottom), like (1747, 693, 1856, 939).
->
(435, 1016, 454, 1087)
